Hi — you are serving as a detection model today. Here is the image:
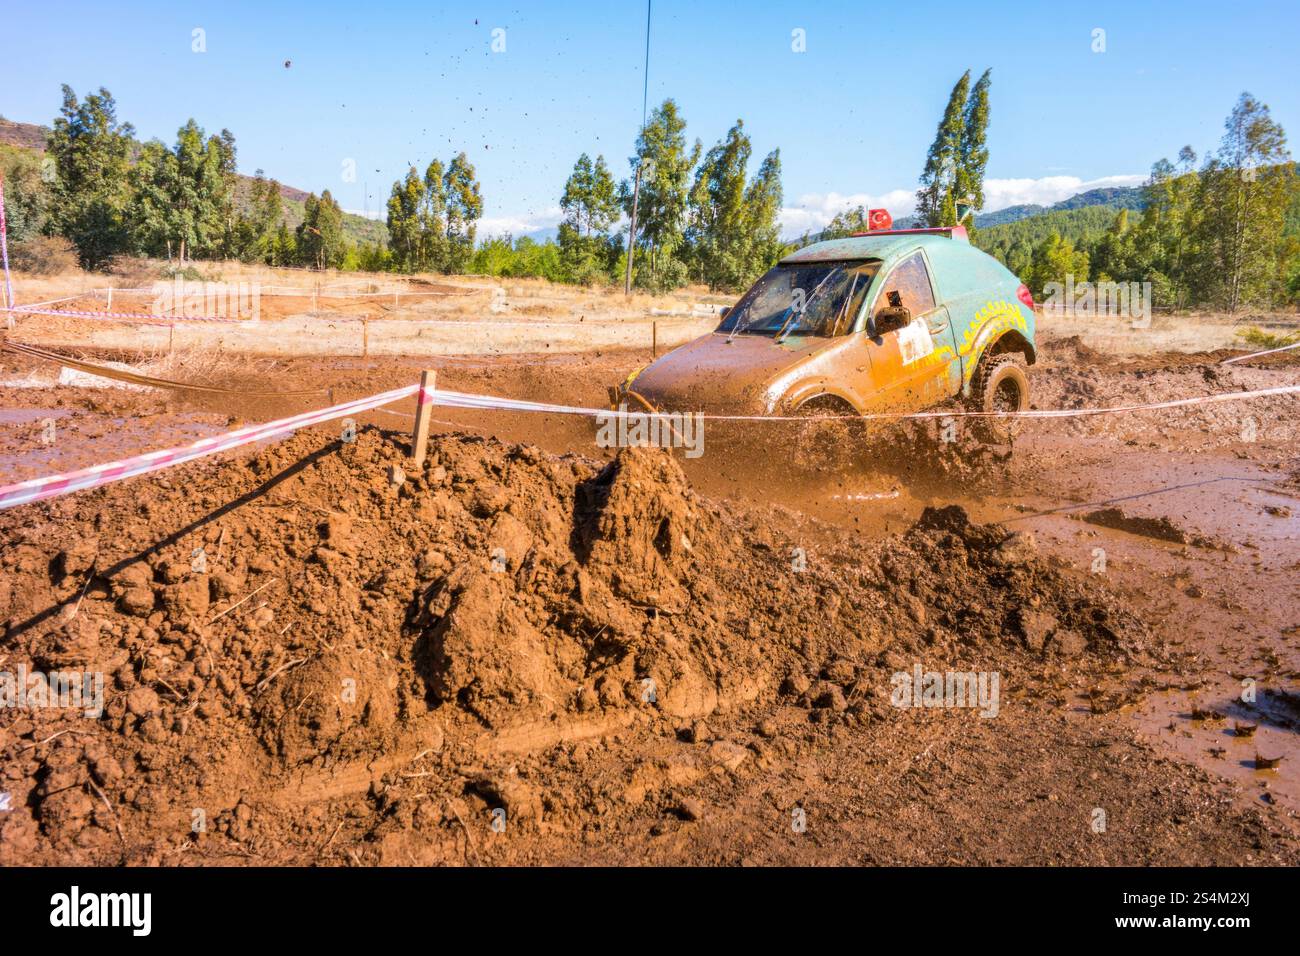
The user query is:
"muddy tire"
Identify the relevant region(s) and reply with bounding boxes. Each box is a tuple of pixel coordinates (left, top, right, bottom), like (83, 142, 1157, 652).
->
(792, 399, 857, 473)
(969, 352, 1030, 444)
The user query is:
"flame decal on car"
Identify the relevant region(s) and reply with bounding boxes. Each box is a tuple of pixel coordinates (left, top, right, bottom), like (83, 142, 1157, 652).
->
(960, 299, 1029, 384)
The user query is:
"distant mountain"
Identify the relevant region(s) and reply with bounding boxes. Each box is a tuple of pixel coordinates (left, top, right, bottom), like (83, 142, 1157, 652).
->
(801, 183, 1146, 243)
(0, 115, 387, 246)
(974, 185, 1146, 228)
(972, 204, 1045, 228)
(0, 117, 46, 151)
(1052, 185, 1146, 211)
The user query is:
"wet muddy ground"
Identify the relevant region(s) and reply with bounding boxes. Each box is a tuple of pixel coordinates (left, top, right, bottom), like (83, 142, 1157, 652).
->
(0, 334, 1296, 865)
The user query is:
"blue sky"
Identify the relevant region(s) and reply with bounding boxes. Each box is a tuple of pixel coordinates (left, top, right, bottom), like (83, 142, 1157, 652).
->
(4, 0, 1298, 237)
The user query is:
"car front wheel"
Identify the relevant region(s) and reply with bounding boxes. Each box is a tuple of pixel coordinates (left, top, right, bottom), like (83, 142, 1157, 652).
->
(969, 352, 1030, 444)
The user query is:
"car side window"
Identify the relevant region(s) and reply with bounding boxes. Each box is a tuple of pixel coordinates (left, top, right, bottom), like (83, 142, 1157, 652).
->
(874, 252, 936, 318)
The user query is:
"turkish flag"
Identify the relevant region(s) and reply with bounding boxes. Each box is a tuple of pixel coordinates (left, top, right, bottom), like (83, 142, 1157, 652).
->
(868, 208, 892, 230)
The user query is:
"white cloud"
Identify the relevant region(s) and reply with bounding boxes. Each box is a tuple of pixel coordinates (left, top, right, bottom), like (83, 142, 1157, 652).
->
(476, 173, 1149, 243)
(779, 189, 917, 237)
(477, 206, 564, 239)
(346, 206, 567, 238)
(982, 174, 1145, 211)
(779, 173, 1144, 238)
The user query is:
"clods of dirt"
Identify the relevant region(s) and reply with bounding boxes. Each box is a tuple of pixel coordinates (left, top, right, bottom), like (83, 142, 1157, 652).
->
(0, 424, 1245, 866)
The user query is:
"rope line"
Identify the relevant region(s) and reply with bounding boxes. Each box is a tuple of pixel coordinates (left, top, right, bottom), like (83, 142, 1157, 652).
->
(1, 339, 329, 397)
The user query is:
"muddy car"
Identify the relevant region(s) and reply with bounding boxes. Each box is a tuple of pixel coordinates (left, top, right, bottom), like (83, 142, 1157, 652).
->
(612, 226, 1037, 441)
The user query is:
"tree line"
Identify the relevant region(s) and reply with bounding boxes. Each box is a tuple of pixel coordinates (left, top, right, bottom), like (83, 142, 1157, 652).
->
(5, 81, 1296, 311)
(445, 98, 785, 293)
(0, 85, 374, 274)
(382, 155, 483, 275)
(977, 93, 1299, 312)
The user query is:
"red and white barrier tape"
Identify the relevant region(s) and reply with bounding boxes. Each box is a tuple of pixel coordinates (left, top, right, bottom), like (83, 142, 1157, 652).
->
(1221, 341, 1300, 365)
(5, 305, 243, 325)
(424, 383, 1300, 421)
(8, 293, 93, 310)
(2, 380, 1297, 511)
(0, 383, 419, 510)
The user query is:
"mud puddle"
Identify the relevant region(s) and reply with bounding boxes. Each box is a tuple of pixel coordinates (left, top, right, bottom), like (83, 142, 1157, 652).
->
(1132, 681, 1299, 816)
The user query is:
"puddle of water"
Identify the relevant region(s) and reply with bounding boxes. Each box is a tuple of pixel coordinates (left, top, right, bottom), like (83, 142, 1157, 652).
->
(0, 412, 227, 483)
(1132, 682, 1299, 816)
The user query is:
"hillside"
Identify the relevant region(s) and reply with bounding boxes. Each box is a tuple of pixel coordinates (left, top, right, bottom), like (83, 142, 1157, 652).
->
(975, 185, 1147, 228)
(974, 204, 1131, 264)
(812, 182, 1146, 240)
(0, 115, 387, 246)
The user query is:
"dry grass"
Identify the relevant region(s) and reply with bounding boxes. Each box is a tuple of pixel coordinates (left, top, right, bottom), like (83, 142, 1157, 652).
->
(133, 345, 280, 386)
(1038, 308, 1300, 355)
(1236, 326, 1300, 349)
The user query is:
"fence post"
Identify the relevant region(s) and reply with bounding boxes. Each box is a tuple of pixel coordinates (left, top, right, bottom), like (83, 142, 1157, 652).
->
(362, 316, 369, 358)
(411, 370, 436, 468)
(106, 288, 113, 312)
(652, 320, 657, 358)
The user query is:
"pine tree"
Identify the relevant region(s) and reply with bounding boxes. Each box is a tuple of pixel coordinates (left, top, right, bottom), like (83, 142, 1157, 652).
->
(1027, 232, 1090, 298)
(1131, 146, 1200, 307)
(45, 85, 136, 267)
(421, 159, 448, 272)
(915, 72, 970, 228)
(271, 221, 295, 267)
(686, 121, 783, 291)
(1090, 208, 1134, 281)
(742, 148, 784, 283)
(1191, 93, 1295, 311)
(251, 175, 284, 262)
(621, 99, 700, 289)
(443, 153, 482, 274)
(956, 69, 991, 228)
(559, 153, 620, 281)
(130, 119, 232, 263)
(386, 167, 424, 272)
(297, 190, 345, 270)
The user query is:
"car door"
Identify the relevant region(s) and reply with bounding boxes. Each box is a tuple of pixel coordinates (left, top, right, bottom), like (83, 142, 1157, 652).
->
(860, 250, 959, 412)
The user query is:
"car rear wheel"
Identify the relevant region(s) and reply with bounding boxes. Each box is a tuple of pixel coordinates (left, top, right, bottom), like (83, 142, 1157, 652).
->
(969, 352, 1030, 444)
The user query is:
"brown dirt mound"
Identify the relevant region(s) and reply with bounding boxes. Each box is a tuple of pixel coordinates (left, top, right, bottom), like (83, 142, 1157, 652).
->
(0, 426, 1149, 863)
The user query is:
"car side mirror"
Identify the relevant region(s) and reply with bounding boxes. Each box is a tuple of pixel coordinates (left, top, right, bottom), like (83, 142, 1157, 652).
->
(874, 305, 911, 336)
(718, 306, 730, 322)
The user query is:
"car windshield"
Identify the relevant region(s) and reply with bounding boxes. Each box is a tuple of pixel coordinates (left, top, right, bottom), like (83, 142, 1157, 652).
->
(718, 261, 879, 338)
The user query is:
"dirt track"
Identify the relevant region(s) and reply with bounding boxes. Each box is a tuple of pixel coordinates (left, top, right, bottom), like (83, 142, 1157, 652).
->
(0, 328, 1298, 866)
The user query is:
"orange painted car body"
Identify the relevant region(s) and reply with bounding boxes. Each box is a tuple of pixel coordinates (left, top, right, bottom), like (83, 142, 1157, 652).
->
(617, 231, 1036, 416)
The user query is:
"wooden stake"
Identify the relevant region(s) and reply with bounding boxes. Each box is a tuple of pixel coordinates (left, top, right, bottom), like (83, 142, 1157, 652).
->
(411, 370, 436, 468)
(652, 320, 657, 358)
(106, 287, 113, 311)
(362, 316, 369, 358)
